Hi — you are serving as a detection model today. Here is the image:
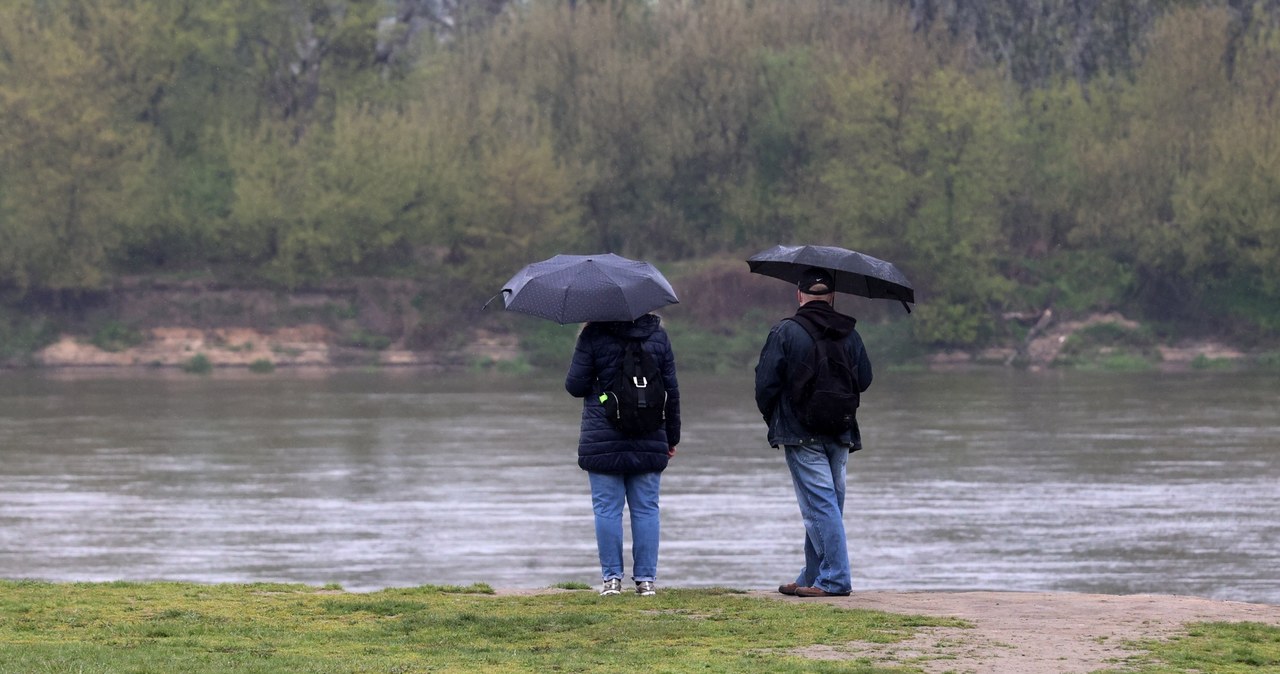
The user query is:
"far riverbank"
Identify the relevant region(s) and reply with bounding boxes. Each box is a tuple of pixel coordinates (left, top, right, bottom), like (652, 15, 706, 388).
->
(4, 275, 1273, 373)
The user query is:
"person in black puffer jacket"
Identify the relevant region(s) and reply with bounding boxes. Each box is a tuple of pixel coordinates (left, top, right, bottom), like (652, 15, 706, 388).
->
(565, 313, 680, 597)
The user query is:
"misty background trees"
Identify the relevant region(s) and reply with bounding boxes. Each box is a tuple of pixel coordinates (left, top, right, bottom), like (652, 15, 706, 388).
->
(2, 0, 1278, 348)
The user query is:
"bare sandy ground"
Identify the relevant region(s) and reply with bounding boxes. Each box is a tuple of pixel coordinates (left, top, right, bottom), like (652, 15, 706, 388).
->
(493, 588, 1280, 672)
(763, 590, 1280, 673)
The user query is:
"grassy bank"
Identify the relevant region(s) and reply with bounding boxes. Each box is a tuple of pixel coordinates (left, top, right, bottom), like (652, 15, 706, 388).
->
(3, 582, 1279, 673)
(0, 581, 961, 673)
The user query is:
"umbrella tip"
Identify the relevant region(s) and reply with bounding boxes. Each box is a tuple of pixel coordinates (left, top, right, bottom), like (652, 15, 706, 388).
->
(482, 291, 506, 311)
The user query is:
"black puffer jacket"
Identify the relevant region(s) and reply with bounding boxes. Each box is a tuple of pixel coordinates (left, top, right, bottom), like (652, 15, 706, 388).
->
(565, 314, 680, 474)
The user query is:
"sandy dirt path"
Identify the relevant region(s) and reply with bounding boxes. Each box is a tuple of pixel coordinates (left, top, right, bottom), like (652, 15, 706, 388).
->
(761, 590, 1280, 673)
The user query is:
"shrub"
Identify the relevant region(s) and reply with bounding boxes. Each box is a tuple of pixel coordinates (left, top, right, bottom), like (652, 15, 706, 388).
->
(1054, 322, 1160, 369)
(1255, 351, 1280, 369)
(0, 308, 58, 362)
(182, 353, 213, 374)
(338, 329, 391, 350)
(90, 321, 144, 352)
(1191, 354, 1235, 370)
(249, 358, 275, 373)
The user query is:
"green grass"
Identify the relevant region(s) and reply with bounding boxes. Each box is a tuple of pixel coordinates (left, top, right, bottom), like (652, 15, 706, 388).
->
(0, 581, 963, 673)
(1112, 621, 1280, 673)
(3, 583, 1276, 673)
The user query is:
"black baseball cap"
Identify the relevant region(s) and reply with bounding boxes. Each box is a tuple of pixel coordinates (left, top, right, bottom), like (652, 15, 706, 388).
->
(797, 267, 834, 294)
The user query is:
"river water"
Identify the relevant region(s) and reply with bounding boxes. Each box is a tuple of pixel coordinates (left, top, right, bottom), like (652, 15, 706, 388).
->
(1, 368, 1276, 604)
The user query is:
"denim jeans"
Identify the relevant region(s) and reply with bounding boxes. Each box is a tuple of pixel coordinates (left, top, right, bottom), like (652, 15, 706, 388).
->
(784, 442, 851, 594)
(588, 471, 662, 582)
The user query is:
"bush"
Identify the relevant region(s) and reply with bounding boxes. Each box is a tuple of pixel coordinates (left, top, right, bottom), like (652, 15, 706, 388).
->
(182, 353, 213, 374)
(1190, 354, 1235, 370)
(0, 308, 58, 363)
(662, 311, 775, 374)
(858, 319, 926, 368)
(248, 358, 275, 373)
(1255, 351, 1280, 369)
(1054, 322, 1161, 369)
(337, 329, 392, 351)
(515, 321, 582, 370)
(1015, 252, 1135, 314)
(90, 320, 144, 352)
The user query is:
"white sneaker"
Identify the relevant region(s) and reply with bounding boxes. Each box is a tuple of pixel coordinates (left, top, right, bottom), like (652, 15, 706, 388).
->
(600, 578, 622, 596)
(635, 581, 655, 596)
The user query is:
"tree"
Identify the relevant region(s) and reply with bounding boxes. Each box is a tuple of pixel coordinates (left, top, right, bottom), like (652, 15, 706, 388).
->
(1069, 7, 1234, 318)
(0, 2, 158, 292)
(1171, 22, 1280, 332)
(817, 59, 1018, 345)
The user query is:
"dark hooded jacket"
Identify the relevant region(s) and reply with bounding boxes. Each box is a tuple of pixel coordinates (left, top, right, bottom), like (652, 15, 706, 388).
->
(565, 314, 680, 473)
(754, 301, 873, 449)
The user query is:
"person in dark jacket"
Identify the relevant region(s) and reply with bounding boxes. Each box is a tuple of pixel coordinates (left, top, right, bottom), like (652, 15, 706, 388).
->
(754, 267, 872, 598)
(565, 313, 680, 596)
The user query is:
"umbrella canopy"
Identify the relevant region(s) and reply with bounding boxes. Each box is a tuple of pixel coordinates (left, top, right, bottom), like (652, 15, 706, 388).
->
(747, 244, 915, 312)
(495, 253, 679, 324)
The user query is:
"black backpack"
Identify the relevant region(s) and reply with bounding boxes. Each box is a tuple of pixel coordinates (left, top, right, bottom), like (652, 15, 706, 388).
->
(599, 341, 667, 435)
(787, 315, 860, 436)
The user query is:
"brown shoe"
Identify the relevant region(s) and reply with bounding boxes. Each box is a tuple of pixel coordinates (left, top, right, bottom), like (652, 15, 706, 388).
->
(794, 586, 850, 598)
(777, 583, 799, 596)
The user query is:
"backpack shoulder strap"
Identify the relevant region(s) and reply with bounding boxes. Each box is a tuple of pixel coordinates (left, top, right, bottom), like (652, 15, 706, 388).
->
(785, 315, 822, 341)
(621, 340, 649, 385)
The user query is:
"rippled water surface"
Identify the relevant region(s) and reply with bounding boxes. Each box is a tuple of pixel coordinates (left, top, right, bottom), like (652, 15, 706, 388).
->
(1, 368, 1277, 603)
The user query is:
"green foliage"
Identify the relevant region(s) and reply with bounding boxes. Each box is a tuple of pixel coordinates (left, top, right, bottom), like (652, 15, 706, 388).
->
(1013, 251, 1137, 314)
(337, 329, 391, 351)
(0, 2, 157, 291)
(2, 0, 1280, 352)
(817, 56, 1019, 347)
(515, 321, 583, 371)
(1190, 354, 1236, 370)
(90, 321, 143, 353)
(909, 301, 989, 348)
(0, 307, 58, 362)
(662, 314, 775, 375)
(857, 319, 927, 368)
(1054, 322, 1162, 369)
(471, 355, 533, 375)
(248, 358, 275, 373)
(182, 353, 213, 374)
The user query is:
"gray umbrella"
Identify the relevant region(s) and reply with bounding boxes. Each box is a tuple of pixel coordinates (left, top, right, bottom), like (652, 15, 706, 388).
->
(747, 244, 915, 312)
(493, 253, 679, 324)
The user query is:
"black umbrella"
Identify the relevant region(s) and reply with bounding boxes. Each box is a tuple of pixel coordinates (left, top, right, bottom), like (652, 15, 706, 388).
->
(492, 253, 679, 324)
(747, 244, 915, 312)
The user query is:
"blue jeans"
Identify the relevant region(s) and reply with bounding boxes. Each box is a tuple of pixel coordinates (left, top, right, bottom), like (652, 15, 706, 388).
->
(588, 471, 662, 582)
(784, 443, 851, 594)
